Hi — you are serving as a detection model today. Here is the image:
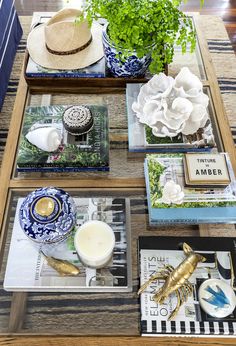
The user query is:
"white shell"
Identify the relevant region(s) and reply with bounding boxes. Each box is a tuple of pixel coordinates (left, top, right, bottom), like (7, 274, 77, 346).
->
(161, 180, 184, 205)
(26, 127, 61, 152)
(132, 67, 209, 137)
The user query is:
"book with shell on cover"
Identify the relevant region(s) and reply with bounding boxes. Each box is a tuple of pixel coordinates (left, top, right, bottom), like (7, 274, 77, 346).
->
(16, 104, 109, 172)
(144, 153, 236, 225)
(138, 236, 236, 337)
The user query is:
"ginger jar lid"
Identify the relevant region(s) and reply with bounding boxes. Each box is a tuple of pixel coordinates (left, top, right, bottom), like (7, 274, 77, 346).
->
(19, 187, 77, 244)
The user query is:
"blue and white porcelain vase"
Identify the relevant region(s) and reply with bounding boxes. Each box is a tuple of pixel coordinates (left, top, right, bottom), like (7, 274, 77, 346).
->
(102, 24, 152, 78)
(19, 187, 77, 245)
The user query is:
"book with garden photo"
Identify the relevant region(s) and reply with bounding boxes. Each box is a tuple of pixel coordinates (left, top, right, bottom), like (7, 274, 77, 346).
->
(144, 153, 236, 224)
(16, 104, 109, 172)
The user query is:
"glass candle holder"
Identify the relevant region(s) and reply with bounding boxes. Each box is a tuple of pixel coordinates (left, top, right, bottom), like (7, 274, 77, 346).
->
(74, 220, 115, 268)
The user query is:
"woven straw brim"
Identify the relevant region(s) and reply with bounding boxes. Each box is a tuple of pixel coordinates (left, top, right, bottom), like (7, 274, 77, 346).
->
(27, 22, 104, 70)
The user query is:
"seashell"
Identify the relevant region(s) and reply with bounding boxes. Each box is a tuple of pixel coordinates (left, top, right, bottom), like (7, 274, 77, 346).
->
(161, 180, 185, 205)
(26, 127, 61, 152)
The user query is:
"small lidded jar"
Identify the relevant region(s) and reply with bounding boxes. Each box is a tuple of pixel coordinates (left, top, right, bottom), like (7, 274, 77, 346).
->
(63, 105, 94, 135)
(19, 187, 77, 245)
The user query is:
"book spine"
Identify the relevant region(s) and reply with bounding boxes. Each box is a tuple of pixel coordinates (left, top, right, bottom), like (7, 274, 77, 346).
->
(150, 206, 236, 225)
(25, 73, 105, 78)
(17, 166, 110, 172)
(129, 147, 212, 153)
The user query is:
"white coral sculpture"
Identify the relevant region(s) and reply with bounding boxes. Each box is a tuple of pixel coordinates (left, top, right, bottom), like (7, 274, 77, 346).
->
(132, 67, 209, 137)
(161, 180, 185, 205)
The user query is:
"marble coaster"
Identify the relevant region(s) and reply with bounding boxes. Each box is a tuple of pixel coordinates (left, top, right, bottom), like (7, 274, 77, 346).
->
(199, 278, 236, 318)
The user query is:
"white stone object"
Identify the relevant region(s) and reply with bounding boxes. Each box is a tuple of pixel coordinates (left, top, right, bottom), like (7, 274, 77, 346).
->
(132, 67, 209, 137)
(199, 279, 236, 318)
(161, 180, 185, 205)
(74, 220, 115, 268)
(25, 127, 61, 152)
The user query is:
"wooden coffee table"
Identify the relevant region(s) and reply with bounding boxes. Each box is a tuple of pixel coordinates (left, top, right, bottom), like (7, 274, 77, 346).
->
(0, 13, 235, 345)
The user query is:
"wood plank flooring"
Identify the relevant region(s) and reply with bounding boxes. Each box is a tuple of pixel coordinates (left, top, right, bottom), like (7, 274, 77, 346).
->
(14, 0, 236, 53)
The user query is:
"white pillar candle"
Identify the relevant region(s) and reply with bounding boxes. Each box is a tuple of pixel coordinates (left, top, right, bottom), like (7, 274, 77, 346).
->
(74, 220, 115, 268)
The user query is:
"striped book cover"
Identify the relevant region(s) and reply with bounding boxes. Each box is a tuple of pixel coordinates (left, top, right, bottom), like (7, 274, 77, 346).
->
(139, 236, 236, 337)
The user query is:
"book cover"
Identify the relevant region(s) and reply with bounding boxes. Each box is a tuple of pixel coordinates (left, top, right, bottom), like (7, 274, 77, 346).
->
(16, 105, 109, 172)
(139, 236, 236, 336)
(25, 56, 106, 78)
(4, 197, 132, 292)
(144, 154, 236, 224)
(184, 153, 230, 187)
(126, 83, 216, 153)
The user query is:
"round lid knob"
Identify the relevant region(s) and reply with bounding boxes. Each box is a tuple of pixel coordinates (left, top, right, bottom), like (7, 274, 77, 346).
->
(34, 197, 55, 217)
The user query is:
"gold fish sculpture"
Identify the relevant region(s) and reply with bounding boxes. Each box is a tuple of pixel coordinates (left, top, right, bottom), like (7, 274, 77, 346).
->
(41, 252, 80, 276)
(138, 243, 206, 320)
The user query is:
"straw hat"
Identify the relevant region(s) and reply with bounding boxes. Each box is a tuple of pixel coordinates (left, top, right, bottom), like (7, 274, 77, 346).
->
(27, 8, 104, 70)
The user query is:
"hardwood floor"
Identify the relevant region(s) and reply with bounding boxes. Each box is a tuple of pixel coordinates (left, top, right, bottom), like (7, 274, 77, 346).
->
(14, 0, 236, 52)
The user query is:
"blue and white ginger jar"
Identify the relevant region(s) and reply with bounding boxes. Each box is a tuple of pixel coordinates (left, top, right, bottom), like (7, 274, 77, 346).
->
(102, 24, 152, 78)
(19, 187, 77, 244)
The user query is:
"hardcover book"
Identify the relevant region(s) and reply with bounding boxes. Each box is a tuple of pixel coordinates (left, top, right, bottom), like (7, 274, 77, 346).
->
(144, 153, 236, 224)
(16, 105, 109, 172)
(126, 83, 216, 153)
(4, 197, 132, 292)
(139, 236, 236, 337)
(25, 56, 106, 78)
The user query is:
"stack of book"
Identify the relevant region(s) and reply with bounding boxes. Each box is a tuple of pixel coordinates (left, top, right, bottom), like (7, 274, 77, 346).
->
(25, 56, 106, 79)
(16, 104, 109, 172)
(144, 153, 236, 224)
(126, 83, 216, 153)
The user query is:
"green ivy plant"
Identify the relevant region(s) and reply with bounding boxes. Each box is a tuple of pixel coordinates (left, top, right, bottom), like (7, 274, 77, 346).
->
(84, 0, 204, 73)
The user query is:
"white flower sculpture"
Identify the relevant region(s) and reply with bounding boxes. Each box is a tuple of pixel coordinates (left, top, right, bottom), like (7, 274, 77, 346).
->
(132, 67, 209, 137)
(161, 180, 185, 205)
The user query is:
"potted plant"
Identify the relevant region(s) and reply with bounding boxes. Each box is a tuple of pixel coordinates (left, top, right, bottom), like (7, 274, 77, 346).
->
(83, 0, 204, 77)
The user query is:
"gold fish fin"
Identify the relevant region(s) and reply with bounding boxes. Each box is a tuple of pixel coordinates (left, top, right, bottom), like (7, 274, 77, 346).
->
(183, 242, 193, 255)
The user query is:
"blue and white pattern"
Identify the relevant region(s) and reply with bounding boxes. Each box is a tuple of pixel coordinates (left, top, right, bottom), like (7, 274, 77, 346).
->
(102, 25, 151, 77)
(19, 187, 77, 244)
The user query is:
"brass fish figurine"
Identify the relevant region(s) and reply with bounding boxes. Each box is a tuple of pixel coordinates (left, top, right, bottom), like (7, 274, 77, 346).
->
(41, 251, 80, 276)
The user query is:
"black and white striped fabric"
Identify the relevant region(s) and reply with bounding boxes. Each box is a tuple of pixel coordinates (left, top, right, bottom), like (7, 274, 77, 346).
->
(0, 0, 22, 110)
